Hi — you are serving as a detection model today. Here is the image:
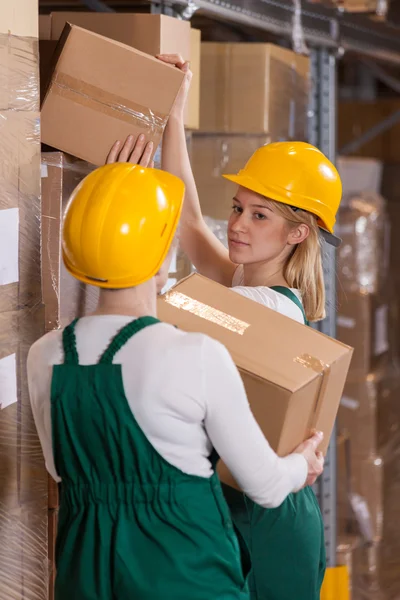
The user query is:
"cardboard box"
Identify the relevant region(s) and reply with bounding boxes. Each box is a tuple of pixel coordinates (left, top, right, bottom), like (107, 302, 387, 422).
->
(199, 43, 309, 139)
(337, 156, 383, 196)
(41, 152, 99, 331)
(41, 24, 185, 166)
(45, 12, 199, 130)
(339, 99, 400, 163)
(158, 273, 353, 461)
(50, 12, 190, 56)
(192, 134, 270, 221)
(187, 28, 201, 130)
(337, 291, 389, 378)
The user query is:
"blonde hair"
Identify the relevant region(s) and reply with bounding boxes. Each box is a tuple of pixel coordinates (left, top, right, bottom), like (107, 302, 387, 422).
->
(266, 200, 326, 323)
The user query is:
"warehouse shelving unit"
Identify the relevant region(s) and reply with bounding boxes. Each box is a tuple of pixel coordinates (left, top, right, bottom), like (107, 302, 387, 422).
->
(147, 0, 400, 571)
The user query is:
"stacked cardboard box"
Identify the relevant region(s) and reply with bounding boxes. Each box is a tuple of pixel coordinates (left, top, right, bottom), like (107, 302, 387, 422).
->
(191, 43, 310, 223)
(192, 134, 271, 221)
(339, 99, 400, 163)
(336, 158, 400, 599)
(0, 2, 49, 598)
(199, 43, 310, 140)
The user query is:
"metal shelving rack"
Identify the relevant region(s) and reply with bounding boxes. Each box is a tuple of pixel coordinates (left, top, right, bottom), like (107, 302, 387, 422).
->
(148, 0, 400, 571)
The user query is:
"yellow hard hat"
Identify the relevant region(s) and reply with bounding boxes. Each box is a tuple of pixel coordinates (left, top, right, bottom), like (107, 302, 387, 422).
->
(223, 141, 342, 247)
(62, 163, 184, 288)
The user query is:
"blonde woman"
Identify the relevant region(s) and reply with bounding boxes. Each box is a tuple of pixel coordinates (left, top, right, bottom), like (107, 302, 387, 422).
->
(156, 55, 342, 600)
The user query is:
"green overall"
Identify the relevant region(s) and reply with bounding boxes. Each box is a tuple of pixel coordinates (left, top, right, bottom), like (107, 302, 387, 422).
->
(51, 316, 251, 600)
(222, 287, 326, 600)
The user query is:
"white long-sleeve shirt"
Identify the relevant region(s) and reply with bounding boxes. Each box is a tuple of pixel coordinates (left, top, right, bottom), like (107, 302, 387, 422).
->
(231, 265, 305, 324)
(27, 316, 307, 509)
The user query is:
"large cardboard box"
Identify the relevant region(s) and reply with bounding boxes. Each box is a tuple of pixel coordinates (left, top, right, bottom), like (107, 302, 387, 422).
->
(41, 152, 99, 332)
(158, 274, 353, 460)
(337, 157, 383, 197)
(192, 134, 270, 221)
(44, 12, 199, 130)
(41, 24, 185, 166)
(187, 28, 201, 130)
(339, 99, 400, 163)
(337, 291, 389, 378)
(199, 43, 310, 139)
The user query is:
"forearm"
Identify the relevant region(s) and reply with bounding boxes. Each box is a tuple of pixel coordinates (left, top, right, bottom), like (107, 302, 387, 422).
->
(162, 116, 203, 226)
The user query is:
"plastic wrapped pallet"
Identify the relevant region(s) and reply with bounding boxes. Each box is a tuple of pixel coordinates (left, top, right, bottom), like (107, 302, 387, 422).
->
(0, 2, 48, 598)
(41, 153, 100, 332)
(336, 189, 400, 600)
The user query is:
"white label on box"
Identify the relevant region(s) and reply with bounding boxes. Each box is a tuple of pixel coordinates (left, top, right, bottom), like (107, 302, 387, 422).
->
(337, 315, 355, 329)
(0, 354, 17, 410)
(375, 304, 389, 356)
(0, 208, 19, 286)
(341, 395, 359, 411)
(41, 163, 48, 178)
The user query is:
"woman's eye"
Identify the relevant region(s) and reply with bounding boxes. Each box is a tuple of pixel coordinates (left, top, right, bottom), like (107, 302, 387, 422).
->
(232, 205, 242, 214)
(255, 213, 267, 220)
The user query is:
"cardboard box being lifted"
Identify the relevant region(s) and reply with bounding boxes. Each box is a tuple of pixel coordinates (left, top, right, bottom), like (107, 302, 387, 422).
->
(44, 12, 199, 130)
(158, 274, 353, 461)
(41, 24, 185, 166)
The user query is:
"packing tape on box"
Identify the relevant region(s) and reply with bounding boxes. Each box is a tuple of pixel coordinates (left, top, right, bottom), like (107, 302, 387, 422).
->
(164, 291, 250, 335)
(51, 72, 168, 134)
(294, 353, 333, 441)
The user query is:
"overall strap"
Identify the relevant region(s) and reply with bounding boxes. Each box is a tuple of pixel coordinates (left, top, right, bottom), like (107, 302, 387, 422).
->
(99, 316, 160, 364)
(270, 286, 309, 326)
(62, 318, 80, 365)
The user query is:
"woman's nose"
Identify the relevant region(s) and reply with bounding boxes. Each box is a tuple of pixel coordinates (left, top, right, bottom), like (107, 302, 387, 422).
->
(231, 213, 247, 232)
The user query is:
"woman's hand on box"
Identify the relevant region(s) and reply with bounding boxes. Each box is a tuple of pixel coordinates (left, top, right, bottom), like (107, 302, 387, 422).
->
(294, 431, 325, 488)
(156, 54, 192, 122)
(106, 134, 154, 167)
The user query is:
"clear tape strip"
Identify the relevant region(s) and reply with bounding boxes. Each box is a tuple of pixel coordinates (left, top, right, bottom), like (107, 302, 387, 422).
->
(52, 72, 168, 134)
(163, 291, 250, 335)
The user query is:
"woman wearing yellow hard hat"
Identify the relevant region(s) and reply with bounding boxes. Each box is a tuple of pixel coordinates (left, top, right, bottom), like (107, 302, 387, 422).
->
(27, 151, 323, 599)
(155, 54, 341, 600)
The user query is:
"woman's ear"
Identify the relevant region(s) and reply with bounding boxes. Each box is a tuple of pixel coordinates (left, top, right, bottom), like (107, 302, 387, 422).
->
(287, 223, 310, 246)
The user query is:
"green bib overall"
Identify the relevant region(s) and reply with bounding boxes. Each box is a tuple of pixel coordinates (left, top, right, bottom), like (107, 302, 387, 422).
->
(51, 316, 251, 600)
(222, 287, 326, 600)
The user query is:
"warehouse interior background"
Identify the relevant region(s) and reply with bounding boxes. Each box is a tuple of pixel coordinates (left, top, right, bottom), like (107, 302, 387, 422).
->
(1, 0, 400, 598)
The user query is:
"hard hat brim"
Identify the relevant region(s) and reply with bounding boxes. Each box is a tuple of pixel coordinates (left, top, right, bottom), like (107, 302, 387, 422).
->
(223, 173, 340, 246)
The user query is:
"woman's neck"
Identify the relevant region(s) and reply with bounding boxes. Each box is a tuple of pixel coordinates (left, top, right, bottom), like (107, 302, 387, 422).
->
(242, 260, 288, 288)
(92, 280, 157, 318)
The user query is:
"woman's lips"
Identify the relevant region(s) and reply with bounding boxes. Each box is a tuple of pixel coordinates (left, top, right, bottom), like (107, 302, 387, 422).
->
(229, 238, 250, 247)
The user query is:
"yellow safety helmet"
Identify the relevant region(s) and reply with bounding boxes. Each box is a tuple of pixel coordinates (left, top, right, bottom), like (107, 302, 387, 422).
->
(62, 163, 184, 288)
(223, 141, 342, 247)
